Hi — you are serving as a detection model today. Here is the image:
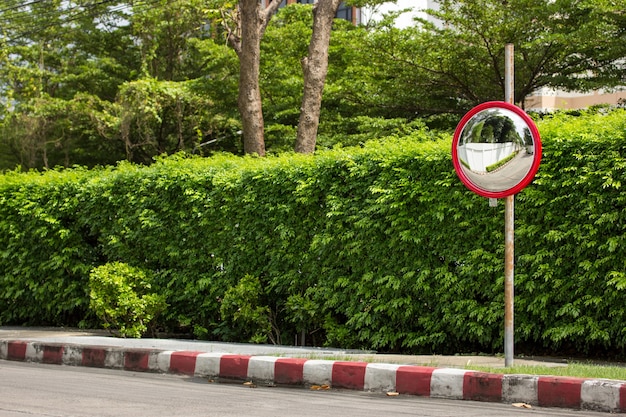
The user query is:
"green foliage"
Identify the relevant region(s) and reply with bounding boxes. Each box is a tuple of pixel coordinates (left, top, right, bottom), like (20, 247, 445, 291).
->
(219, 274, 276, 344)
(0, 0, 240, 169)
(335, 0, 626, 116)
(0, 0, 139, 170)
(88, 262, 167, 338)
(514, 108, 626, 353)
(0, 168, 98, 326)
(3, 109, 626, 357)
(2, 1, 624, 167)
(261, 4, 312, 127)
(117, 78, 221, 163)
(316, 116, 441, 149)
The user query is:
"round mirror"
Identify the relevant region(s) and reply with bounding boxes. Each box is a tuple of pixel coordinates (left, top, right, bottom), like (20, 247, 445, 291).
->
(452, 101, 542, 198)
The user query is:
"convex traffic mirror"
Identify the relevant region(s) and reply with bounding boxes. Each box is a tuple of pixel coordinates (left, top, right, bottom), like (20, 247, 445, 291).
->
(452, 101, 542, 198)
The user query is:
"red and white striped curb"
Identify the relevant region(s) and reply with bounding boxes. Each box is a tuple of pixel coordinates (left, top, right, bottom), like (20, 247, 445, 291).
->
(1, 340, 625, 413)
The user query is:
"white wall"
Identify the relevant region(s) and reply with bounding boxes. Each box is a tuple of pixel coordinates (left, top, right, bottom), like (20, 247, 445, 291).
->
(458, 143, 518, 173)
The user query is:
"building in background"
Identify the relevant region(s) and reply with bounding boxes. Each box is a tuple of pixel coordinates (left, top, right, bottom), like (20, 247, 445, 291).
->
(524, 87, 626, 112)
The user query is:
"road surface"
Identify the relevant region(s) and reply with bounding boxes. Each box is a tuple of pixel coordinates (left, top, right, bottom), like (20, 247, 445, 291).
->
(0, 361, 611, 417)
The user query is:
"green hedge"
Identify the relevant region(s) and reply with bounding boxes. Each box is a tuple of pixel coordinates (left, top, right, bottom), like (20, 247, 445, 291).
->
(1, 109, 626, 356)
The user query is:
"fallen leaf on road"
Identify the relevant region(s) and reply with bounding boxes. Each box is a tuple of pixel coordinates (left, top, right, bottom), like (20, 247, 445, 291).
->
(310, 384, 331, 391)
(386, 392, 399, 396)
(512, 403, 532, 409)
(243, 381, 257, 388)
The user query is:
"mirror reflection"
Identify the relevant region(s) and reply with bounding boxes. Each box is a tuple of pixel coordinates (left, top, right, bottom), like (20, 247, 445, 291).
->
(456, 108, 535, 193)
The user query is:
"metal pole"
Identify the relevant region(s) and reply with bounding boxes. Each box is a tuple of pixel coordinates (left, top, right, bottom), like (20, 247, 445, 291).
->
(504, 43, 514, 367)
(505, 44, 514, 104)
(504, 194, 514, 367)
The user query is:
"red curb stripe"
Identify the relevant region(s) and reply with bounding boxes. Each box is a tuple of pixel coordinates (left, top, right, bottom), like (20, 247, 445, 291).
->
(41, 344, 64, 364)
(124, 349, 152, 371)
(332, 362, 368, 390)
(463, 371, 503, 402)
(396, 366, 436, 396)
(170, 351, 202, 375)
(275, 358, 307, 385)
(82, 347, 107, 367)
(620, 383, 626, 412)
(7, 341, 27, 361)
(538, 376, 582, 409)
(220, 355, 251, 380)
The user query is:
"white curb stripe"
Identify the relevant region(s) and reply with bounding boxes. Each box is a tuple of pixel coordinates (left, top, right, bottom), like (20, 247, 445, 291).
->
(0, 341, 7, 359)
(303, 359, 335, 386)
(581, 379, 623, 412)
(503, 374, 539, 404)
(25, 342, 42, 362)
(430, 368, 467, 399)
(364, 363, 400, 392)
(153, 350, 173, 372)
(194, 352, 223, 377)
(248, 356, 278, 382)
(104, 349, 124, 368)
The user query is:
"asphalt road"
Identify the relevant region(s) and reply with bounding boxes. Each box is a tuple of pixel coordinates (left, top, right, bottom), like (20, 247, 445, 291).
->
(0, 361, 613, 417)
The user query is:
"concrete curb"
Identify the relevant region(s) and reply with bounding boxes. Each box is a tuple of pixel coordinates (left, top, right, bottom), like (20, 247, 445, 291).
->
(1, 339, 625, 413)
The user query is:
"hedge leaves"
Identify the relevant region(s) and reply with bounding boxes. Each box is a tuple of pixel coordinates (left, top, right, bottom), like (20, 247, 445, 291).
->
(2, 109, 626, 356)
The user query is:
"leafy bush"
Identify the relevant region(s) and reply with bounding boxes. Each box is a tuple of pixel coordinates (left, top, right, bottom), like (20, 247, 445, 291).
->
(0, 168, 98, 326)
(218, 274, 276, 344)
(88, 262, 167, 338)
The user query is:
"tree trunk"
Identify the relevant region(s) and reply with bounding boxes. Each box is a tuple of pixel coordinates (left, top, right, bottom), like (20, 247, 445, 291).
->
(231, 0, 281, 156)
(237, 0, 265, 156)
(295, 0, 342, 154)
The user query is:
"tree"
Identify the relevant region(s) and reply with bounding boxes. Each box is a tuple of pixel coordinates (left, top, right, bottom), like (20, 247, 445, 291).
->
(0, 0, 241, 169)
(117, 0, 240, 162)
(295, 0, 393, 153)
(424, 0, 626, 105)
(222, 0, 282, 156)
(132, 0, 217, 81)
(294, 0, 344, 154)
(0, 0, 137, 169)
(222, 0, 391, 155)
(337, 0, 626, 117)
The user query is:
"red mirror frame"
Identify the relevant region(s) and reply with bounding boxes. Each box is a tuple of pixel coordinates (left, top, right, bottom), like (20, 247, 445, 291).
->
(452, 101, 542, 199)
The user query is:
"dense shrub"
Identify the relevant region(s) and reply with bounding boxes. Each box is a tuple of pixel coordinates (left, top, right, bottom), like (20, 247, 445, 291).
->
(89, 262, 167, 338)
(0, 168, 98, 325)
(1, 109, 626, 357)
